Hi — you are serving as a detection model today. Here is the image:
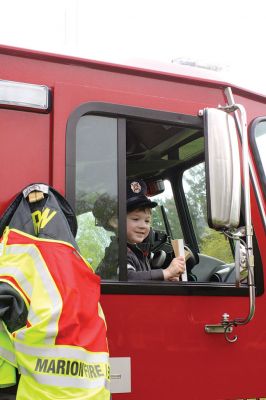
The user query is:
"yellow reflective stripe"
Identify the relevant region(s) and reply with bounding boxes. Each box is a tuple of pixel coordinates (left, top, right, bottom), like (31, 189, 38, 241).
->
(0, 228, 9, 249)
(98, 303, 107, 329)
(5, 244, 62, 345)
(0, 360, 16, 387)
(20, 365, 110, 390)
(15, 342, 108, 364)
(0, 321, 6, 332)
(10, 228, 75, 249)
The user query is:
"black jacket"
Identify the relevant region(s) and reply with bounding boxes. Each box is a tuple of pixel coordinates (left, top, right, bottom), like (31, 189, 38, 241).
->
(96, 236, 119, 280)
(96, 239, 164, 281)
(127, 243, 164, 281)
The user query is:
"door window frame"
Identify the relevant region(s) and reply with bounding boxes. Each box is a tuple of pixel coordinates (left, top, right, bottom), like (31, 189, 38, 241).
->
(66, 101, 258, 297)
(250, 116, 266, 199)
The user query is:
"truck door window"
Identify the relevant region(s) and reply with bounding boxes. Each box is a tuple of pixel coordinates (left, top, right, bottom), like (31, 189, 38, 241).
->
(151, 180, 182, 239)
(74, 115, 119, 279)
(253, 120, 266, 175)
(67, 103, 261, 294)
(250, 117, 266, 197)
(183, 163, 235, 282)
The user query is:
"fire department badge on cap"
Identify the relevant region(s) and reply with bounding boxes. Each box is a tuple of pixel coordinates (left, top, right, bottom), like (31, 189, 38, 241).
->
(130, 181, 142, 193)
(127, 179, 158, 211)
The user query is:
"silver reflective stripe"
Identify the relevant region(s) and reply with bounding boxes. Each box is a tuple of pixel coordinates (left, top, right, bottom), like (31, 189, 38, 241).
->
(15, 342, 109, 364)
(0, 266, 33, 297)
(6, 244, 62, 344)
(25, 305, 41, 326)
(15, 330, 26, 341)
(0, 321, 16, 365)
(20, 366, 110, 390)
(0, 347, 16, 365)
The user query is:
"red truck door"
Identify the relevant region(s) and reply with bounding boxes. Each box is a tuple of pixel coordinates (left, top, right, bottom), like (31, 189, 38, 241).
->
(52, 81, 265, 400)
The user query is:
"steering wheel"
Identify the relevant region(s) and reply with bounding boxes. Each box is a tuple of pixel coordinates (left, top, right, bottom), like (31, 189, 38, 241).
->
(149, 229, 199, 277)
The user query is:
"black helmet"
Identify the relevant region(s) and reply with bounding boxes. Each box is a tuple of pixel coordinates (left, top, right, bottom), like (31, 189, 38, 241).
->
(0, 183, 77, 238)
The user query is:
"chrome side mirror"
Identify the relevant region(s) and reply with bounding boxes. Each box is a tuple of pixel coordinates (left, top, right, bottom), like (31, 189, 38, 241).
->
(203, 108, 241, 230)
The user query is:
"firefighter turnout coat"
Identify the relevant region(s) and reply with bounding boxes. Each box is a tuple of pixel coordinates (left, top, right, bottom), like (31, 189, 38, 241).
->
(0, 184, 110, 399)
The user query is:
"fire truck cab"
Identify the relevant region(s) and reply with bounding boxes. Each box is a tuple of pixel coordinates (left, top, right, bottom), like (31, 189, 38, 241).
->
(0, 44, 266, 399)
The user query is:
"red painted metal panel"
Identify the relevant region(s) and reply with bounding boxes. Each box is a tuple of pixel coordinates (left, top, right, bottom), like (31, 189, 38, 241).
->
(0, 109, 51, 213)
(101, 294, 266, 399)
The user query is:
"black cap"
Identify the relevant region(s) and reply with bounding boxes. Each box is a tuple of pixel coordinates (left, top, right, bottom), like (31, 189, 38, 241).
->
(127, 179, 157, 211)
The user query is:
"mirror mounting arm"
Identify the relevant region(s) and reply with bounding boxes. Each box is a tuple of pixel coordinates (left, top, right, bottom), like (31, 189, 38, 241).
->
(222, 89, 254, 273)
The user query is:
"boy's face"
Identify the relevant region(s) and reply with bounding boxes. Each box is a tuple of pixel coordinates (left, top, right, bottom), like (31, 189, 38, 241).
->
(127, 208, 151, 244)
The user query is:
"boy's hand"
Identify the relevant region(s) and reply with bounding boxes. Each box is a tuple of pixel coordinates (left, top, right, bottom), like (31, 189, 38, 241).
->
(163, 256, 185, 281)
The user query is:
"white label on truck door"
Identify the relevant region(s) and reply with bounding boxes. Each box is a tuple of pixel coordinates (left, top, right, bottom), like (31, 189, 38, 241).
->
(110, 357, 131, 393)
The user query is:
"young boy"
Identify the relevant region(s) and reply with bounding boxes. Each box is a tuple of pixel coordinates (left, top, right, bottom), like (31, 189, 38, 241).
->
(126, 179, 185, 281)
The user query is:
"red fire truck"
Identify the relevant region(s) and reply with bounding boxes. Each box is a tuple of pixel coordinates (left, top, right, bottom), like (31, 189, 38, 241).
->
(0, 44, 265, 400)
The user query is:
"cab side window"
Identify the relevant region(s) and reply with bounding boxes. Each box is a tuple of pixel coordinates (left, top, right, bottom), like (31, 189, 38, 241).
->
(183, 163, 234, 264)
(74, 115, 119, 279)
(67, 104, 259, 292)
(253, 120, 266, 175)
(251, 118, 266, 197)
(151, 180, 182, 239)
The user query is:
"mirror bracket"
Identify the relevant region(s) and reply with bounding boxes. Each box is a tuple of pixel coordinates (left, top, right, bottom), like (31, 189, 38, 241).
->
(205, 313, 237, 343)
